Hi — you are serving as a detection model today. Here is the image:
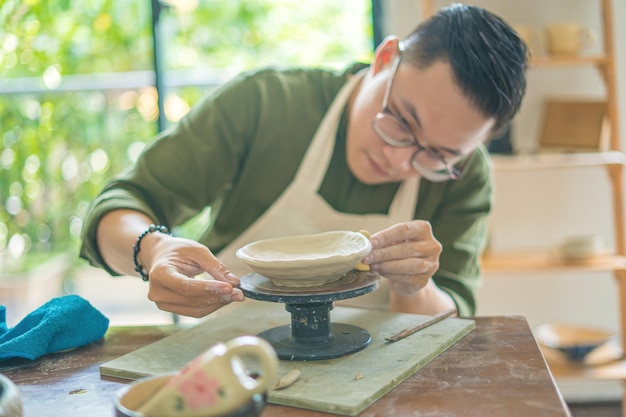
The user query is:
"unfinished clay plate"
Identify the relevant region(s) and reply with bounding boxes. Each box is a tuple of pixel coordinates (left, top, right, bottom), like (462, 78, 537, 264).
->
(236, 231, 372, 287)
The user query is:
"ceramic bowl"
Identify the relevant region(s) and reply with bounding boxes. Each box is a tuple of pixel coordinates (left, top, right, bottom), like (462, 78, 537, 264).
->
(535, 323, 615, 362)
(114, 373, 267, 417)
(558, 235, 606, 261)
(0, 373, 22, 417)
(236, 231, 372, 287)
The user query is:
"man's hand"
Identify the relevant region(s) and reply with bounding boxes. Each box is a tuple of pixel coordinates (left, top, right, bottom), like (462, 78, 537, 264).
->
(362, 221, 442, 294)
(140, 234, 245, 317)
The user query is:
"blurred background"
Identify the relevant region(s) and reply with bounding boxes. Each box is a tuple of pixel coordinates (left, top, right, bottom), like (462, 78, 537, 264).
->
(2, 1, 626, 413)
(0, 0, 374, 324)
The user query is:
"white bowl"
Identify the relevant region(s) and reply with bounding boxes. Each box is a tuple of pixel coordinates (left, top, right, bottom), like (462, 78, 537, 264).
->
(558, 235, 606, 261)
(236, 231, 372, 287)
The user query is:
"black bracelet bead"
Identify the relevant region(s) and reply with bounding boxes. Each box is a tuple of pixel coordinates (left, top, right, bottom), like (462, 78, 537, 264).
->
(132, 224, 172, 281)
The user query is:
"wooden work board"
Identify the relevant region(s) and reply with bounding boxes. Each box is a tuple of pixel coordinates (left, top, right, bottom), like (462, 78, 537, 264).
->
(100, 301, 474, 416)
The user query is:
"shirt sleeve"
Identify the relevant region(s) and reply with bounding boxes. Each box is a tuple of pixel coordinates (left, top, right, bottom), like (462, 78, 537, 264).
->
(422, 145, 493, 317)
(79, 67, 352, 273)
(78, 71, 267, 274)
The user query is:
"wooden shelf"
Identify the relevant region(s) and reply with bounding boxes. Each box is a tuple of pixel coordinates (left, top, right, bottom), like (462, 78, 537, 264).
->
(541, 343, 626, 381)
(422, 0, 625, 407)
(530, 54, 609, 68)
(491, 151, 626, 171)
(549, 359, 626, 380)
(482, 250, 626, 274)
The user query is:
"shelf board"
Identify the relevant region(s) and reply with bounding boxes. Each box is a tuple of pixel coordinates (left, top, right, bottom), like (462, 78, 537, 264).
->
(490, 151, 626, 171)
(541, 344, 626, 381)
(530, 54, 609, 68)
(482, 251, 626, 273)
(548, 359, 626, 380)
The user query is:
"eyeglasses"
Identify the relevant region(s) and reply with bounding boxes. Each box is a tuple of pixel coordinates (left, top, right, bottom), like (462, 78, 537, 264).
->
(371, 55, 463, 182)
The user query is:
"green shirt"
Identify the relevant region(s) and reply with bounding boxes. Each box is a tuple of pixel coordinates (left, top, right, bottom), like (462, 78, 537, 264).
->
(80, 64, 493, 316)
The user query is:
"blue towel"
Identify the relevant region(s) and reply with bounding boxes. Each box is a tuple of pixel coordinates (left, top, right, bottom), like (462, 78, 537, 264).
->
(0, 294, 109, 360)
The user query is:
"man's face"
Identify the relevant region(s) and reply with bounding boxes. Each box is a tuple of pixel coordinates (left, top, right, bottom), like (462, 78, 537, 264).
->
(346, 58, 495, 185)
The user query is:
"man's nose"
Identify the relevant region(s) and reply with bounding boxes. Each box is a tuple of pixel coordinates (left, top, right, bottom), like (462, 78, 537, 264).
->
(382, 145, 414, 172)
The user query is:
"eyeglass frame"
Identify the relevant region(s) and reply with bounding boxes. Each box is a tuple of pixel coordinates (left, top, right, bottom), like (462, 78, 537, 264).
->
(371, 54, 463, 181)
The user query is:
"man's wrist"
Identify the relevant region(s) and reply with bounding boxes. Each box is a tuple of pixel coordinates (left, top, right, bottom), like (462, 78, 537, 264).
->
(132, 224, 173, 281)
(389, 278, 457, 315)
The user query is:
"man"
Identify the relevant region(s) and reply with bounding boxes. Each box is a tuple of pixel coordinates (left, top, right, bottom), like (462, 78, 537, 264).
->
(80, 4, 527, 318)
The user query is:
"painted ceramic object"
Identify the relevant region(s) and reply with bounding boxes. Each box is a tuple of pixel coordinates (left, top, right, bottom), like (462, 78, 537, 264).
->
(115, 336, 278, 417)
(0, 374, 22, 417)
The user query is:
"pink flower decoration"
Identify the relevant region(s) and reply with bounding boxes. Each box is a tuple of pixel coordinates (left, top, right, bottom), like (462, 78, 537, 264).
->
(178, 370, 223, 409)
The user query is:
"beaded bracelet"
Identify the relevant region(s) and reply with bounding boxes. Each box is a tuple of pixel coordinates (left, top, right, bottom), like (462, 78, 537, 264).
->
(132, 224, 173, 281)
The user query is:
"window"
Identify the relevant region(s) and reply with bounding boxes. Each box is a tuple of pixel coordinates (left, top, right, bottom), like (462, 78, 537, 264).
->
(0, 0, 373, 268)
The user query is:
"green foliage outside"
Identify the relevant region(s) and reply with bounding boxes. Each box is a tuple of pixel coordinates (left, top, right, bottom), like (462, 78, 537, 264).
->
(0, 0, 373, 273)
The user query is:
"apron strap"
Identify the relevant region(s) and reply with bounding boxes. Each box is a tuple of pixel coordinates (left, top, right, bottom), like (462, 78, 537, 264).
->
(291, 74, 364, 191)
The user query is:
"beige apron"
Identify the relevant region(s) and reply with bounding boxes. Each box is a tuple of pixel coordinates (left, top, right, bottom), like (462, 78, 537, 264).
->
(218, 74, 419, 309)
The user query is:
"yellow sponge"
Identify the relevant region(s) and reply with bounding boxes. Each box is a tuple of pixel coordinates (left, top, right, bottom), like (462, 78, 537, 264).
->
(354, 230, 371, 271)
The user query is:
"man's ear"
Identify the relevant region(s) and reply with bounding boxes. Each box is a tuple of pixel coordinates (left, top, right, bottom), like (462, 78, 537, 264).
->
(372, 36, 401, 75)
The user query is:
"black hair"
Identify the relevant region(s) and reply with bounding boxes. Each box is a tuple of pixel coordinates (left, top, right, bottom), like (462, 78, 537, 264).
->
(402, 3, 528, 135)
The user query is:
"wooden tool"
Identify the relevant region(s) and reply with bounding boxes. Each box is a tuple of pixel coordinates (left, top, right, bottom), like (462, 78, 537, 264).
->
(385, 308, 456, 342)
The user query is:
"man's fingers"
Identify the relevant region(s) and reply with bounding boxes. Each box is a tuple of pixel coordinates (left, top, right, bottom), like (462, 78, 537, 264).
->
(365, 239, 429, 264)
(148, 281, 245, 316)
(371, 221, 430, 248)
(371, 256, 433, 276)
(190, 246, 241, 285)
(150, 269, 243, 300)
(154, 300, 232, 318)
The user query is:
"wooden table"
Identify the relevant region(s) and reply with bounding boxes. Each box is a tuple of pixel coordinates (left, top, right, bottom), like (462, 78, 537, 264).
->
(1, 316, 571, 416)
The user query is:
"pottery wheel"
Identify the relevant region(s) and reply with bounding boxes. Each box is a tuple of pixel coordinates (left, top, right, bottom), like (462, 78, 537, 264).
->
(240, 270, 379, 360)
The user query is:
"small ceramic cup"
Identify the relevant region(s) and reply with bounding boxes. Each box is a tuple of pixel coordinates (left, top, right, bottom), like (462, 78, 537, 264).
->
(545, 21, 595, 56)
(115, 336, 278, 417)
(0, 373, 23, 417)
